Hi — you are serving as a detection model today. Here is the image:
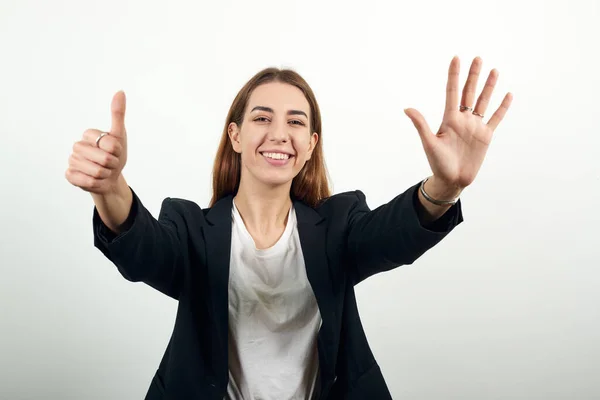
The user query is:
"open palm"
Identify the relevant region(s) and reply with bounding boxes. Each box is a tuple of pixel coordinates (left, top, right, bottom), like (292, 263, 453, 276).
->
(405, 56, 513, 190)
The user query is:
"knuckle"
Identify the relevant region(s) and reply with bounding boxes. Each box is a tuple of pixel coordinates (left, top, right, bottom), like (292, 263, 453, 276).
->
(105, 137, 122, 156)
(66, 170, 82, 188)
(114, 142, 124, 156)
(82, 130, 94, 142)
(115, 141, 123, 154)
(100, 152, 112, 167)
(105, 140, 117, 154)
(83, 128, 97, 137)
(73, 140, 86, 153)
(110, 155, 120, 169)
(83, 175, 96, 189)
(92, 167, 105, 179)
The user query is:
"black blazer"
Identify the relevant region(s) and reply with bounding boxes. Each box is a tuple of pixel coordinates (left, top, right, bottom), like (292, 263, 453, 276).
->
(93, 181, 463, 399)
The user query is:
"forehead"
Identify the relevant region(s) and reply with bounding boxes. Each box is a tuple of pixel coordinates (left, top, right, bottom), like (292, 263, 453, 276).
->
(247, 82, 310, 114)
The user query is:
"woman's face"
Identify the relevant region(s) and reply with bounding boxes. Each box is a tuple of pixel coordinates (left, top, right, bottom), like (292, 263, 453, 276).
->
(229, 82, 318, 189)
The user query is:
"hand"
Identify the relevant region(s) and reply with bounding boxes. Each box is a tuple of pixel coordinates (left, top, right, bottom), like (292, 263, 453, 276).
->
(404, 56, 513, 191)
(65, 91, 128, 194)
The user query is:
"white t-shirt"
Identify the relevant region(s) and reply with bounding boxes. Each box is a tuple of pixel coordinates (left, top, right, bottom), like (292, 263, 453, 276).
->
(226, 201, 322, 400)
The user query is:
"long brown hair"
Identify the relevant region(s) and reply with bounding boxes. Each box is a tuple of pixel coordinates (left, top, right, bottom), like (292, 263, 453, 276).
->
(210, 68, 331, 208)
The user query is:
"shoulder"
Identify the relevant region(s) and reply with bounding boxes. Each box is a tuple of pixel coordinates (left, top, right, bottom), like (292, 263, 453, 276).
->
(161, 191, 371, 223)
(318, 190, 366, 206)
(156, 196, 210, 222)
(159, 196, 203, 212)
(312, 190, 370, 219)
(158, 194, 233, 225)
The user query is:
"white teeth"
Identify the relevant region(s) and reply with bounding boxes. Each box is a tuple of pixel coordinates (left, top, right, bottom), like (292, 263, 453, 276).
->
(262, 152, 290, 160)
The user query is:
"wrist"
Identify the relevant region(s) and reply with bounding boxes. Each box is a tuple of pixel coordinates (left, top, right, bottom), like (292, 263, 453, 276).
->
(112, 174, 130, 198)
(91, 175, 133, 233)
(425, 175, 463, 201)
(91, 174, 130, 203)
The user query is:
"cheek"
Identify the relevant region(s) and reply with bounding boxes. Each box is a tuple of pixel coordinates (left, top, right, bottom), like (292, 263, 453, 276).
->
(240, 133, 263, 155)
(292, 137, 311, 157)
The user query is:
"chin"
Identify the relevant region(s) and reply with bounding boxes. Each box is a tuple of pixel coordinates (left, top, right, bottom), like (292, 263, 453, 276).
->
(255, 169, 298, 188)
(260, 175, 295, 188)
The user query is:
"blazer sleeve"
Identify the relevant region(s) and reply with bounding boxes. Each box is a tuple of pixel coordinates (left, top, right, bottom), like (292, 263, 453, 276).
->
(92, 187, 188, 299)
(346, 181, 464, 284)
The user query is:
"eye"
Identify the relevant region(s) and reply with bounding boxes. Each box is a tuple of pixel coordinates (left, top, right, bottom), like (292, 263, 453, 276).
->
(254, 116, 270, 123)
(289, 120, 306, 126)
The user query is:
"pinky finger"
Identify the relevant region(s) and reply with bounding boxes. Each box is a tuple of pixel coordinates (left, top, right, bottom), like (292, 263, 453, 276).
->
(65, 168, 103, 193)
(69, 154, 112, 179)
(487, 92, 513, 131)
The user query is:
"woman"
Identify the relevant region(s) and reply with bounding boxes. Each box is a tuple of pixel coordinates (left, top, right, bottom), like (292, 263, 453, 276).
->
(65, 56, 512, 399)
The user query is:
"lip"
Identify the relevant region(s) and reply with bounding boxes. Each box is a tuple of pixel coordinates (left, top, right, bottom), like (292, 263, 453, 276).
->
(260, 151, 293, 167)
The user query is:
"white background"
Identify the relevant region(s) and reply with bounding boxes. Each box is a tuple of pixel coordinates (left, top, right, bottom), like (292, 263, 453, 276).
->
(1, 0, 599, 399)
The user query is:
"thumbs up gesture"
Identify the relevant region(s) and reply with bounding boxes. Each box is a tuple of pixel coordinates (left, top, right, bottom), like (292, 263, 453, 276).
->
(66, 91, 128, 194)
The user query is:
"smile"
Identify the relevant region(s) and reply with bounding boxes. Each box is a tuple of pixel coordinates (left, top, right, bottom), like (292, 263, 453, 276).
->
(260, 152, 293, 166)
(261, 152, 290, 160)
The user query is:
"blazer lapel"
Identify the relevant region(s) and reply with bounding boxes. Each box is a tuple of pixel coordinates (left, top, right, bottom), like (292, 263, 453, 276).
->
(202, 195, 234, 384)
(201, 195, 337, 387)
(294, 200, 337, 381)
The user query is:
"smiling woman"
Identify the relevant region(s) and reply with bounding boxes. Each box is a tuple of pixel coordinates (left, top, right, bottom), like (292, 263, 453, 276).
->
(211, 68, 329, 210)
(226, 82, 319, 200)
(65, 57, 511, 399)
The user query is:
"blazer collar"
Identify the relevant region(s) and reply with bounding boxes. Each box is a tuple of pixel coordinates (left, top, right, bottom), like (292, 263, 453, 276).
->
(205, 195, 234, 226)
(206, 194, 325, 226)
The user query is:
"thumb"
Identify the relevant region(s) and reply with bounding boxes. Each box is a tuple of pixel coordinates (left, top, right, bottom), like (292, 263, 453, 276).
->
(404, 108, 434, 148)
(110, 91, 127, 137)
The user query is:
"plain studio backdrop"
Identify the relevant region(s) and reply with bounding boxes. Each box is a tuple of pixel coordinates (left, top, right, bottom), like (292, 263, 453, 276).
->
(1, 0, 599, 399)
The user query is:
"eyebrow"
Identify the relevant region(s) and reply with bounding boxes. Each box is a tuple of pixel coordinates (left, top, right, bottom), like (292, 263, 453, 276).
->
(250, 106, 308, 119)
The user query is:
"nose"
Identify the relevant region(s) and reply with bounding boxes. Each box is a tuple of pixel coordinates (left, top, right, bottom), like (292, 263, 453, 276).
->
(267, 120, 289, 143)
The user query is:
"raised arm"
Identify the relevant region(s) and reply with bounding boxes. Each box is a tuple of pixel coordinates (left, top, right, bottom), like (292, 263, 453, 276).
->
(66, 91, 187, 299)
(347, 56, 512, 284)
(346, 183, 463, 284)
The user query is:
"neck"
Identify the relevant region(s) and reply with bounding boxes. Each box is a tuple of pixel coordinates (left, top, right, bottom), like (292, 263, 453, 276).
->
(233, 177, 293, 235)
